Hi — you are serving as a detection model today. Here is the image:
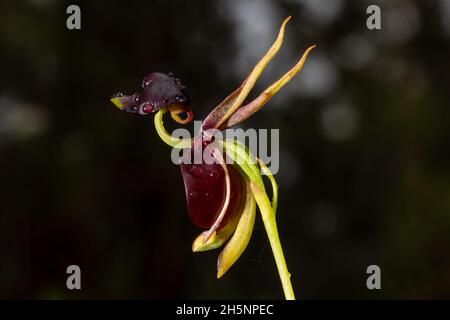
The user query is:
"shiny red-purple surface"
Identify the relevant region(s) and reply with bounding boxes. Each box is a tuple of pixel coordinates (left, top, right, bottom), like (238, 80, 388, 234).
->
(180, 140, 243, 229)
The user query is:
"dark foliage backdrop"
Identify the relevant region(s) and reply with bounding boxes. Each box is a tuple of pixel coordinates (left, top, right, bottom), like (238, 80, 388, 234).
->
(0, 0, 449, 299)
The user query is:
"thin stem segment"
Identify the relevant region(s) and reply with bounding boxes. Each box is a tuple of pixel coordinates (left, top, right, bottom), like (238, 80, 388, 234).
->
(250, 181, 295, 300)
(227, 142, 295, 300)
(257, 158, 278, 216)
(154, 109, 192, 149)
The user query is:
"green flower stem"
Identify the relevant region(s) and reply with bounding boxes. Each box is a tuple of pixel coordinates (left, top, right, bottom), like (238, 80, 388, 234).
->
(250, 181, 295, 300)
(154, 109, 192, 148)
(221, 140, 295, 299)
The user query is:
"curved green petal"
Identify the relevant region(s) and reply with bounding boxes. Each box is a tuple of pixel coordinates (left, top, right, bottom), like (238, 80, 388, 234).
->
(217, 178, 256, 278)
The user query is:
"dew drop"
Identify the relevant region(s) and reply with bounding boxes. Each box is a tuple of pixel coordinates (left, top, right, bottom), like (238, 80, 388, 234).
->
(187, 165, 204, 178)
(142, 79, 152, 88)
(204, 192, 213, 200)
(141, 103, 154, 114)
(189, 191, 198, 198)
(175, 95, 185, 102)
(208, 171, 219, 181)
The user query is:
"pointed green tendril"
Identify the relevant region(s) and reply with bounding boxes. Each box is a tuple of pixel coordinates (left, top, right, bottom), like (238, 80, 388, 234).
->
(257, 158, 278, 216)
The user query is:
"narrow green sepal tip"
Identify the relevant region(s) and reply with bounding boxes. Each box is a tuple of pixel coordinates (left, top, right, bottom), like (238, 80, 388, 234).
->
(192, 233, 224, 252)
(111, 97, 125, 109)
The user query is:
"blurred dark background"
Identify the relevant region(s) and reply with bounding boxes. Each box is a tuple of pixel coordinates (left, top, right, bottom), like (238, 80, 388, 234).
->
(1, 0, 449, 299)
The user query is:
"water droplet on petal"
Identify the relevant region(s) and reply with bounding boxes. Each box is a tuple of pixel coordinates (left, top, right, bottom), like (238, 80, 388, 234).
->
(141, 103, 154, 114)
(142, 79, 152, 88)
(187, 165, 204, 178)
(204, 192, 213, 200)
(209, 171, 219, 181)
(190, 191, 198, 198)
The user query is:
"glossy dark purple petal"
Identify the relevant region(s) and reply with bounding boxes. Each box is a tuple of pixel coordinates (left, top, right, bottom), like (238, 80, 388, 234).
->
(180, 140, 243, 229)
(139, 72, 190, 112)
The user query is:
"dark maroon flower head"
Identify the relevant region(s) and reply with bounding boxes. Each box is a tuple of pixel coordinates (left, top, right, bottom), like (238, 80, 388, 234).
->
(111, 72, 193, 124)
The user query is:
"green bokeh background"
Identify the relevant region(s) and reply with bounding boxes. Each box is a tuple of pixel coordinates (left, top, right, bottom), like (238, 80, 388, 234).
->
(0, 0, 449, 299)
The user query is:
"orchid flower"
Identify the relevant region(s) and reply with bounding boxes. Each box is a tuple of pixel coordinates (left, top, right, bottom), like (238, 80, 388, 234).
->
(111, 16, 315, 300)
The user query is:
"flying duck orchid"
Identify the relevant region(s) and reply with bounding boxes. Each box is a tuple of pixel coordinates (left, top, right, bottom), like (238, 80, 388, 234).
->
(111, 16, 315, 300)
